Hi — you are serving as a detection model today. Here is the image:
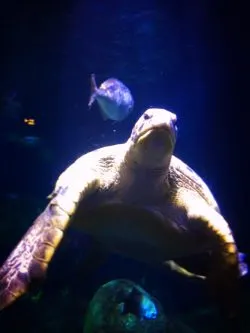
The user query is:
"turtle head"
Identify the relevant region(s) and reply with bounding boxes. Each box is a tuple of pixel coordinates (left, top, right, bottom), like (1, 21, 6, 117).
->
(127, 108, 178, 169)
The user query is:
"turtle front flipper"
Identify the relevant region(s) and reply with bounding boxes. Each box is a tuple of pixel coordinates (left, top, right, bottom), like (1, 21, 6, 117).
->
(0, 177, 99, 311)
(0, 202, 70, 310)
(181, 193, 241, 321)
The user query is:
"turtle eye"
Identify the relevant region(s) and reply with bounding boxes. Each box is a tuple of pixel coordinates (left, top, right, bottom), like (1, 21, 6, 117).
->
(143, 113, 151, 120)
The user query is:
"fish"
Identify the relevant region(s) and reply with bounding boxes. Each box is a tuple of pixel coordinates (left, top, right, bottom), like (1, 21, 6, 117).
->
(88, 73, 134, 121)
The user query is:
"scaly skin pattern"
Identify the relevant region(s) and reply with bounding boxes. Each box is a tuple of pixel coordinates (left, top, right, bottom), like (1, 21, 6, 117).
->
(0, 108, 241, 321)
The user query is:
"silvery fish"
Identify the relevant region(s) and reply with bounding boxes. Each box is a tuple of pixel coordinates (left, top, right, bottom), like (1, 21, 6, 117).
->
(88, 73, 134, 121)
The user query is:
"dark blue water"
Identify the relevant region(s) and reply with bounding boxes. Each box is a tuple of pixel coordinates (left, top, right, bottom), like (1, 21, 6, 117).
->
(0, 1, 249, 332)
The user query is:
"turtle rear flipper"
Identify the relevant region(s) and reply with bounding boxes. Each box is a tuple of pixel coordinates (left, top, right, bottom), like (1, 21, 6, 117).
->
(164, 260, 206, 280)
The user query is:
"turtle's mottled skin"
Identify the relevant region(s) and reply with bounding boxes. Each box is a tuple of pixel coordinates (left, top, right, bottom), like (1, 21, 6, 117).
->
(0, 108, 241, 320)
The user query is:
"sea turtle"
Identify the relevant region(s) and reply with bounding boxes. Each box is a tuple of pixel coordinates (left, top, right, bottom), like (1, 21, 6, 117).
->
(0, 108, 243, 321)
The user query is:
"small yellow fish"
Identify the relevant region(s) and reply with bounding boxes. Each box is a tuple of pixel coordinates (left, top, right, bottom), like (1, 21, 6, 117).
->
(24, 118, 36, 126)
